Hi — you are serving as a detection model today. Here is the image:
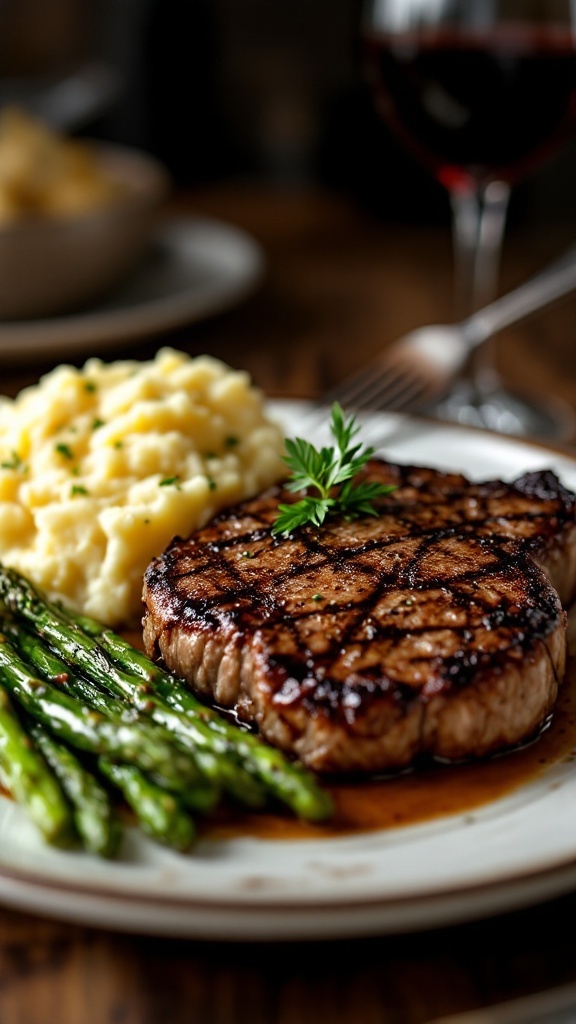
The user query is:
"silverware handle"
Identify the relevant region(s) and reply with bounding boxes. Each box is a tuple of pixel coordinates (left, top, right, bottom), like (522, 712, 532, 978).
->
(464, 243, 576, 346)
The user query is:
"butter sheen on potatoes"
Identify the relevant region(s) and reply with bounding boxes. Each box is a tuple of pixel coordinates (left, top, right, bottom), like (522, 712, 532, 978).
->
(0, 349, 285, 627)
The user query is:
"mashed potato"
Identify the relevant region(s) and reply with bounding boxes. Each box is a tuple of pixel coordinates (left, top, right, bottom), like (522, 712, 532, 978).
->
(0, 107, 122, 222)
(0, 348, 285, 626)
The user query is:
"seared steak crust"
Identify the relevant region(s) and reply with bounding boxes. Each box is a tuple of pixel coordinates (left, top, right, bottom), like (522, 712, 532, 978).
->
(142, 460, 576, 773)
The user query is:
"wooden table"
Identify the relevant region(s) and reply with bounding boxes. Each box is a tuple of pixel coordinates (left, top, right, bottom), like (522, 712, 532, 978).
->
(1, 184, 576, 1024)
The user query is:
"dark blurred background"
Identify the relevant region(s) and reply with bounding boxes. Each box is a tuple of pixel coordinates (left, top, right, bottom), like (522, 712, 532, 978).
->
(0, 0, 574, 231)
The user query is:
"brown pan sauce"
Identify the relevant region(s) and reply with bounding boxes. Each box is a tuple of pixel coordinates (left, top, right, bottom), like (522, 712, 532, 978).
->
(203, 651, 576, 842)
(123, 624, 576, 843)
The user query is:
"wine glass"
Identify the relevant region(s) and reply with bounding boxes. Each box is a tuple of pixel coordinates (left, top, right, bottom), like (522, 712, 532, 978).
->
(361, 0, 576, 437)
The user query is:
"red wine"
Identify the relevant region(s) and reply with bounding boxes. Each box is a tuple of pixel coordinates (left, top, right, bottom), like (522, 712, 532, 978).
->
(363, 26, 576, 190)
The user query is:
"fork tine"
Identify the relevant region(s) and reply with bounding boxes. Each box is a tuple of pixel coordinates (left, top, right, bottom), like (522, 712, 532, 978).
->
(346, 366, 421, 412)
(300, 333, 449, 439)
(366, 373, 429, 413)
(323, 356, 429, 416)
(322, 363, 388, 409)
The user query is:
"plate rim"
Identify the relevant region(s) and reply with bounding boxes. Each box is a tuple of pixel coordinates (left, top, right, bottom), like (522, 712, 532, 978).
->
(0, 403, 575, 937)
(0, 214, 265, 359)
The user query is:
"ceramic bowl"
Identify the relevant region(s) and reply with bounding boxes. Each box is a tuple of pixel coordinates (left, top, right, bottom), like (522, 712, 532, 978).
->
(0, 142, 170, 320)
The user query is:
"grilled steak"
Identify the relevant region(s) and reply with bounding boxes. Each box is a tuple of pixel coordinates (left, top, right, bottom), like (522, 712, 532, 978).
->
(142, 460, 576, 774)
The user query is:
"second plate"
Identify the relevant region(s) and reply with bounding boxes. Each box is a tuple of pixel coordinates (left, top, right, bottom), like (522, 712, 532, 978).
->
(0, 215, 265, 363)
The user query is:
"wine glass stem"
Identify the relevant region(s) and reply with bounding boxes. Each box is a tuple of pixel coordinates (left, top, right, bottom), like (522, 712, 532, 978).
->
(450, 180, 511, 401)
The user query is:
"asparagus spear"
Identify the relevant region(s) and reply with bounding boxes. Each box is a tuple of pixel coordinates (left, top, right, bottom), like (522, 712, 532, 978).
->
(98, 759, 196, 852)
(0, 625, 202, 853)
(2, 619, 219, 813)
(16, 628, 198, 851)
(2, 615, 262, 811)
(30, 722, 122, 857)
(0, 567, 332, 820)
(0, 686, 75, 847)
(30, 714, 195, 853)
(67, 611, 334, 822)
(0, 633, 203, 796)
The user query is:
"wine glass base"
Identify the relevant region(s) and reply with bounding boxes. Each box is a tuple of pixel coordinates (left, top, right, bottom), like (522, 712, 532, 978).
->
(428, 383, 576, 442)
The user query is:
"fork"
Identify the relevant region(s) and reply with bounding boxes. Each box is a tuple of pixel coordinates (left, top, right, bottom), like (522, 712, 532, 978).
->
(316, 241, 576, 421)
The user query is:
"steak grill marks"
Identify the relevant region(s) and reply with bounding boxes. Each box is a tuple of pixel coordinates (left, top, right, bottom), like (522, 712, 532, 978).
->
(145, 462, 572, 720)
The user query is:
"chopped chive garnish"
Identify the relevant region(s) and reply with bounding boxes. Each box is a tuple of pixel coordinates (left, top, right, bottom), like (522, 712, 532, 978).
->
(1, 451, 24, 470)
(55, 443, 74, 460)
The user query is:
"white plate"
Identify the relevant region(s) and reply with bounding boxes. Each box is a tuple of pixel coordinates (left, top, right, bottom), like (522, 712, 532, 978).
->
(0, 216, 265, 363)
(1, 401, 576, 940)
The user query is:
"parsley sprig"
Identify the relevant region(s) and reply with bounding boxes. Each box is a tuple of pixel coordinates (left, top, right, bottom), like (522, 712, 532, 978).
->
(271, 403, 396, 536)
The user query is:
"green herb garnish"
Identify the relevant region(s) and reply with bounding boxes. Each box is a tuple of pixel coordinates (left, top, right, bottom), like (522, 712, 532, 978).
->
(70, 484, 89, 497)
(1, 451, 25, 471)
(55, 443, 74, 460)
(272, 403, 396, 537)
